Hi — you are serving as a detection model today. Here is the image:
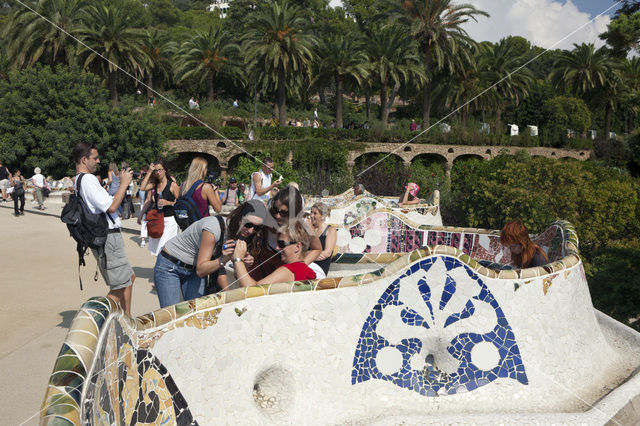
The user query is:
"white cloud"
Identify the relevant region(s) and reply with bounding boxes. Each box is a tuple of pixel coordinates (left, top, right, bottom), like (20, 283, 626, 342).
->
(462, 0, 611, 50)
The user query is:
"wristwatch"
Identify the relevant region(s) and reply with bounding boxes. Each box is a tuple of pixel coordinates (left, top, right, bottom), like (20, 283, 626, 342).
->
(233, 257, 243, 263)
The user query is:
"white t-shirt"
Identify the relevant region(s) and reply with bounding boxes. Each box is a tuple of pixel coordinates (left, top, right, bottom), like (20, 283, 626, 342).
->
(250, 170, 272, 201)
(32, 174, 45, 188)
(75, 173, 121, 229)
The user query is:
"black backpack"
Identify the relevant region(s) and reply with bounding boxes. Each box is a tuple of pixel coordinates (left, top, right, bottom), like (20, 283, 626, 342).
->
(174, 179, 204, 231)
(61, 173, 114, 289)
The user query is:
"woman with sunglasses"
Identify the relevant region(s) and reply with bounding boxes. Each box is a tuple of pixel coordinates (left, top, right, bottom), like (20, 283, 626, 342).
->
(139, 158, 180, 256)
(153, 200, 268, 307)
(247, 186, 322, 280)
(232, 218, 316, 287)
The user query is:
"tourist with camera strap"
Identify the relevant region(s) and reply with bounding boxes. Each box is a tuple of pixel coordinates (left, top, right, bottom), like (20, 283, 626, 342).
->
(139, 158, 180, 256)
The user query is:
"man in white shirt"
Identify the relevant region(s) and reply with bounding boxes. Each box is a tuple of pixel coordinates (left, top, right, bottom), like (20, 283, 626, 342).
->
(73, 142, 135, 316)
(250, 157, 281, 202)
(31, 167, 46, 210)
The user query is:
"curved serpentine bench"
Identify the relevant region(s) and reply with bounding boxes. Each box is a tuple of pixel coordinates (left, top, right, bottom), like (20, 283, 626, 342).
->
(306, 189, 442, 226)
(40, 221, 640, 424)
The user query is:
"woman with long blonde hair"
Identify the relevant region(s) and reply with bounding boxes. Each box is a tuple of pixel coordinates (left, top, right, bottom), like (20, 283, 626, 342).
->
(181, 157, 222, 216)
(500, 220, 549, 268)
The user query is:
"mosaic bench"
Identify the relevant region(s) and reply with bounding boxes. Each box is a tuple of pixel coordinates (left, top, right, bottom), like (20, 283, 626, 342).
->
(329, 211, 566, 275)
(41, 221, 640, 425)
(306, 189, 442, 226)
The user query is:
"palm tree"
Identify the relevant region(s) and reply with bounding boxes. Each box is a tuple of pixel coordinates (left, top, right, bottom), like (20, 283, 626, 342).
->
(365, 24, 425, 127)
(244, 0, 317, 126)
(141, 29, 176, 98)
(2, 0, 86, 68)
(550, 43, 612, 99)
(550, 43, 618, 138)
(174, 26, 239, 103)
(478, 38, 534, 130)
(431, 42, 480, 129)
(391, 0, 488, 129)
(622, 57, 640, 132)
(316, 34, 369, 128)
(77, 4, 149, 107)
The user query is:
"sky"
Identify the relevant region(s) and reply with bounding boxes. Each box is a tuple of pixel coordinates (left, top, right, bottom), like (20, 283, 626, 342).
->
(329, 0, 622, 50)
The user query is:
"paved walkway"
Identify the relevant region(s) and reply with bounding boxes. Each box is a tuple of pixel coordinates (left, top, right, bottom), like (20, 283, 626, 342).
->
(0, 198, 159, 425)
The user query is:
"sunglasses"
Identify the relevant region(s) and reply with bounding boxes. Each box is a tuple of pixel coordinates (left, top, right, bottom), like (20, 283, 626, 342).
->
(243, 222, 262, 230)
(277, 240, 297, 249)
(273, 207, 289, 217)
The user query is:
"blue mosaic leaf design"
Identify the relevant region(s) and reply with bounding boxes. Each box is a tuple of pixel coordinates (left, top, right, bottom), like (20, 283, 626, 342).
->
(352, 256, 527, 396)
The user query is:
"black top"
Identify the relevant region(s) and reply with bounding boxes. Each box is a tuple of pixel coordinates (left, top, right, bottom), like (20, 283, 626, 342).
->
(315, 225, 332, 275)
(0, 166, 9, 180)
(155, 182, 176, 217)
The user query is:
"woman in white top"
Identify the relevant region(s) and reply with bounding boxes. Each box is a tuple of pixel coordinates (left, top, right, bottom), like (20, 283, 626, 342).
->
(139, 158, 180, 256)
(31, 167, 46, 210)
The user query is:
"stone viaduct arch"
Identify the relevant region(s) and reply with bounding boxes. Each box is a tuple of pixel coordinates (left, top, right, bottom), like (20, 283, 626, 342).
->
(167, 140, 592, 178)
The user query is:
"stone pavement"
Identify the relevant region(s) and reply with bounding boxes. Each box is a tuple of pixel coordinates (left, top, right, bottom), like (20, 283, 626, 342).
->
(0, 197, 159, 425)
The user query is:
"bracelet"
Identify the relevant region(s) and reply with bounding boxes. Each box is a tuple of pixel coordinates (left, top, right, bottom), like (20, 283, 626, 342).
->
(233, 257, 243, 263)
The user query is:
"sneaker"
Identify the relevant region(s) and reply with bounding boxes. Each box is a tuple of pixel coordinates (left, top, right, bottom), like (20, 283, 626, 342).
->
(20, 211, 25, 215)
(14, 213, 19, 217)
(140, 240, 146, 248)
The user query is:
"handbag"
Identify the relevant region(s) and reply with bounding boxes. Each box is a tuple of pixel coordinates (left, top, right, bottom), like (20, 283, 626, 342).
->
(146, 191, 164, 238)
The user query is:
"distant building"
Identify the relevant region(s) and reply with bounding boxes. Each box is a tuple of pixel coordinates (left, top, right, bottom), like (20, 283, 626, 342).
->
(208, 0, 230, 18)
(506, 124, 519, 136)
(480, 122, 490, 134)
(527, 125, 538, 137)
(589, 130, 597, 140)
(566, 129, 576, 139)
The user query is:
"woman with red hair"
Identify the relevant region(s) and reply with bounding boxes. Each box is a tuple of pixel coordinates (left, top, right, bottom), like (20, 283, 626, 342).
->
(500, 220, 549, 268)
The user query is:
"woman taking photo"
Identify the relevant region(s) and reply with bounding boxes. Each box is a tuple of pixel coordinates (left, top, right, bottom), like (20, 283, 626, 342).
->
(180, 157, 222, 217)
(500, 220, 549, 268)
(309, 202, 336, 276)
(232, 219, 317, 287)
(248, 186, 322, 280)
(139, 158, 180, 256)
(153, 200, 267, 307)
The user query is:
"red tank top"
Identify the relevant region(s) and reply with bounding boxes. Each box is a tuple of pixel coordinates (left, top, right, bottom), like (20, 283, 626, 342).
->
(282, 262, 316, 281)
(192, 183, 209, 218)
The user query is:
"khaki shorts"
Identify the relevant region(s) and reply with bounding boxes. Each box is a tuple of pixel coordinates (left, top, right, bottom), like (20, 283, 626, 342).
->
(0, 179, 8, 191)
(92, 231, 134, 290)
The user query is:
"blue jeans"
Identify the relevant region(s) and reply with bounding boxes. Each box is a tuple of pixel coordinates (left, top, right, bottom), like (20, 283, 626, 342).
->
(154, 253, 205, 308)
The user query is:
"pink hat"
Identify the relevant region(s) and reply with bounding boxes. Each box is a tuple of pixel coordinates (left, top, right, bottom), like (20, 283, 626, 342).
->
(407, 182, 419, 197)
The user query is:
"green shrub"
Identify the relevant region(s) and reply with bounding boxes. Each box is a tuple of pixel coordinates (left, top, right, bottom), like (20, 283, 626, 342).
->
(594, 137, 632, 167)
(449, 155, 640, 252)
(585, 240, 640, 331)
(163, 125, 244, 140)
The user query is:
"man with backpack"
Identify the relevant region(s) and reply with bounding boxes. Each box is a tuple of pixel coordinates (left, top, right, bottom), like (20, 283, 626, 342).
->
(72, 142, 135, 316)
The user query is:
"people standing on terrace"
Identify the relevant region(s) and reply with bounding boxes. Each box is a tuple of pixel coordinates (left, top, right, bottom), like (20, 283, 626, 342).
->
(31, 167, 46, 210)
(181, 157, 222, 216)
(139, 159, 180, 256)
(500, 220, 549, 268)
(398, 182, 421, 206)
(309, 202, 337, 276)
(250, 157, 281, 202)
(73, 141, 135, 315)
(10, 169, 25, 216)
(222, 177, 240, 207)
(0, 160, 11, 202)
